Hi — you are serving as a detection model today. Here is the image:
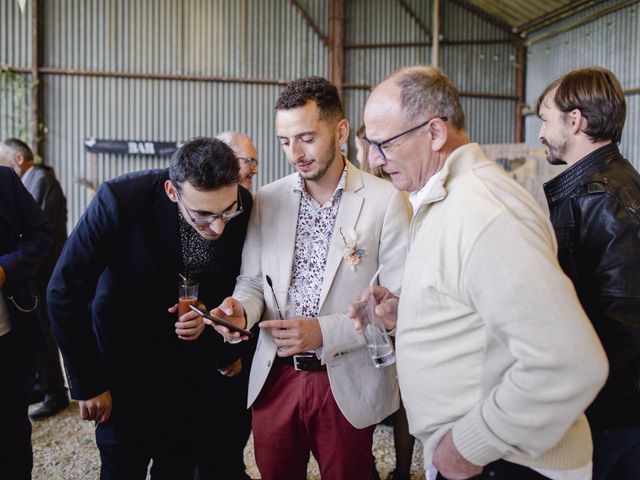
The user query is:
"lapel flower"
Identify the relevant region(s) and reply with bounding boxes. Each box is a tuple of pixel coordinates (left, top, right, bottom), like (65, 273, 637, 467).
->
(339, 227, 366, 271)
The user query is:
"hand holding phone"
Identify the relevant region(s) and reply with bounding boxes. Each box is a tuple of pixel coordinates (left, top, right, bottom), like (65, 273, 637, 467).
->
(189, 304, 253, 339)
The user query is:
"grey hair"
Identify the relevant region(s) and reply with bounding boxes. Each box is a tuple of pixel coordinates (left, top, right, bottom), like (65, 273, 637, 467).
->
(215, 131, 245, 149)
(391, 65, 466, 130)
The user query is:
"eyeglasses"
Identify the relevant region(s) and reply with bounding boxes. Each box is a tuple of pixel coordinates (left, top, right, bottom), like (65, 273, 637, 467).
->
(238, 157, 259, 168)
(176, 188, 243, 228)
(363, 116, 448, 161)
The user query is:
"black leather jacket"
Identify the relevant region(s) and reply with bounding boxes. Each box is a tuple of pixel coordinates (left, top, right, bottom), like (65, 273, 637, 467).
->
(544, 143, 640, 431)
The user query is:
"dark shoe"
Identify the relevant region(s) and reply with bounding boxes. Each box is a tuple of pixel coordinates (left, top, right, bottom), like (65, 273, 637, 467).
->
(29, 398, 69, 420)
(28, 388, 45, 405)
(385, 470, 411, 480)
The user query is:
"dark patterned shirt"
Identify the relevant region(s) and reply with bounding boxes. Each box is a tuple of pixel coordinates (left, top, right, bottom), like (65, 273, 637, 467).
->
(179, 212, 216, 277)
(289, 167, 347, 317)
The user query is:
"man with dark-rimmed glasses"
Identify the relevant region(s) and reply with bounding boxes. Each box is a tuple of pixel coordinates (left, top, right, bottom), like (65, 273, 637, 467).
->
(48, 137, 252, 479)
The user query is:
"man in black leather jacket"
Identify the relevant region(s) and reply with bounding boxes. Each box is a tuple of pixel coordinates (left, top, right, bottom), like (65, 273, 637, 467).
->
(537, 67, 640, 480)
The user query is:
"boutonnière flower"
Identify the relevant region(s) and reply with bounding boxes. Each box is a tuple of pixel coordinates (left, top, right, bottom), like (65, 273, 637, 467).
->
(339, 227, 366, 270)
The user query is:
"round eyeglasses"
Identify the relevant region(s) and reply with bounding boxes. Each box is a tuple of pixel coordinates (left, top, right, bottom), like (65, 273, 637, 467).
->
(238, 157, 259, 168)
(176, 188, 243, 228)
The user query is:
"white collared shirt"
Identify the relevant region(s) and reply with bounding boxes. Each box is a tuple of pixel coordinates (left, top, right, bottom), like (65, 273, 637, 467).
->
(20, 165, 35, 187)
(408, 168, 446, 217)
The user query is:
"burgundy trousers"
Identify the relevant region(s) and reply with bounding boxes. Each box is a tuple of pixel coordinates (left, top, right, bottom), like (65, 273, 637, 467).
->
(252, 363, 375, 480)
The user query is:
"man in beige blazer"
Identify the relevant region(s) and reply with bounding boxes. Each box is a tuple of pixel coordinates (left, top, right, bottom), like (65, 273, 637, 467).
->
(210, 77, 411, 480)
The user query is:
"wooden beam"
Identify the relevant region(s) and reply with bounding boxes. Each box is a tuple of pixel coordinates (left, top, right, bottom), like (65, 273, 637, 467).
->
(514, 38, 525, 142)
(397, 0, 431, 38)
(344, 39, 512, 49)
(447, 0, 514, 35)
(432, 0, 440, 67)
(526, 0, 639, 46)
(31, 0, 42, 158)
(290, 0, 328, 46)
(328, 0, 344, 96)
(3, 66, 289, 86)
(516, 0, 599, 34)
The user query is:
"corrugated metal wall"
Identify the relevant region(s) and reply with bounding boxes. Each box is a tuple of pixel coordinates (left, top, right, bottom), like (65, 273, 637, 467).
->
(0, 0, 32, 147)
(3, 0, 519, 227)
(344, 0, 518, 154)
(0, 0, 31, 68)
(525, 0, 640, 169)
(3, 0, 328, 227)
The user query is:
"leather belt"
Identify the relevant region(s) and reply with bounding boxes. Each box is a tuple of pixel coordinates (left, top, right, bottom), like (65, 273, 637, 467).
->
(275, 353, 326, 371)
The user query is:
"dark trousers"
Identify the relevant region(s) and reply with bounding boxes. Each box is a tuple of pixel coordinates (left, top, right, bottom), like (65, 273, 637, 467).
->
(436, 460, 550, 479)
(97, 424, 198, 480)
(593, 428, 640, 480)
(33, 302, 67, 401)
(98, 442, 197, 480)
(252, 363, 375, 480)
(0, 332, 36, 480)
(195, 367, 252, 480)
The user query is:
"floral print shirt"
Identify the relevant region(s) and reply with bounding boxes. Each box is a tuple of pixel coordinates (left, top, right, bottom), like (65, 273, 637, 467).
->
(289, 167, 347, 317)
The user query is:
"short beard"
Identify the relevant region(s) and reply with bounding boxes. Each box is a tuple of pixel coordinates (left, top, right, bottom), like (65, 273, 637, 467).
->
(542, 139, 568, 166)
(303, 137, 337, 182)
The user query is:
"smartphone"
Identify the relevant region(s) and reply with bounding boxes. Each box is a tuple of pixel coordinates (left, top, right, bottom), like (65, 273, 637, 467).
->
(189, 304, 253, 339)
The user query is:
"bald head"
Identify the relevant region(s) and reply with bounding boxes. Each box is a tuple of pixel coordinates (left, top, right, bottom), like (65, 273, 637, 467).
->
(386, 66, 466, 129)
(216, 131, 258, 190)
(364, 66, 469, 192)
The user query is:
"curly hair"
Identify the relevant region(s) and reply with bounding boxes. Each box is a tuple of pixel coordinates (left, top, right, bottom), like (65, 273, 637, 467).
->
(275, 76, 344, 123)
(169, 137, 239, 191)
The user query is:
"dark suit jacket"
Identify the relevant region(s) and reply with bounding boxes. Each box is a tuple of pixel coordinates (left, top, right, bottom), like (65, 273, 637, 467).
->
(22, 165, 67, 287)
(0, 166, 53, 352)
(47, 169, 251, 443)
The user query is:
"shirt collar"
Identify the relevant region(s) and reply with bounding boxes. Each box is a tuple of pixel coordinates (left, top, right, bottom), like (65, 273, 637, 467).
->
(408, 167, 446, 216)
(293, 162, 348, 207)
(20, 165, 35, 186)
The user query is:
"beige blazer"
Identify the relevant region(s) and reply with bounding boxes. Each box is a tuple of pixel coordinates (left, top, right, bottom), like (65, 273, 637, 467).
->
(233, 162, 411, 428)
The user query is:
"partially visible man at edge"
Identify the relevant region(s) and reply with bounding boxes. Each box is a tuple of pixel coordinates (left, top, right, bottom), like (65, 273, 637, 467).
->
(0, 166, 52, 478)
(537, 67, 640, 479)
(358, 65, 608, 480)
(0, 138, 70, 420)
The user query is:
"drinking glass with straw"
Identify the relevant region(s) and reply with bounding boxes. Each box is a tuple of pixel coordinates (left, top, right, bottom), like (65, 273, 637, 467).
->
(355, 264, 396, 368)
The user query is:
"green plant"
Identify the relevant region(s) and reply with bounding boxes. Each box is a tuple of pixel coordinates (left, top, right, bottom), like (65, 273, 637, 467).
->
(0, 66, 48, 163)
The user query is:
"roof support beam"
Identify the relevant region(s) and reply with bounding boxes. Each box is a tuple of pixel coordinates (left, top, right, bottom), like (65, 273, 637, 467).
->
(328, 0, 344, 96)
(290, 0, 328, 46)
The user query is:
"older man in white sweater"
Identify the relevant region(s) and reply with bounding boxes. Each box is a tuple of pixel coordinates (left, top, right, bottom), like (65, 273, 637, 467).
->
(357, 65, 608, 480)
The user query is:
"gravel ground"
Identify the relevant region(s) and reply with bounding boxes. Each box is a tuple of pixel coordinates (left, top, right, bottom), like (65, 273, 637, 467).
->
(30, 401, 425, 479)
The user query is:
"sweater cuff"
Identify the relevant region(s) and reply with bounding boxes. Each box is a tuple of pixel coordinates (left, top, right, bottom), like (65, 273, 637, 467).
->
(451, 406, 505, 466)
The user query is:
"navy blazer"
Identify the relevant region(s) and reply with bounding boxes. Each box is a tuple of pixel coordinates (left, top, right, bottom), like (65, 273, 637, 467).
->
(0, 166, 53, 352)
(48, 169, 251, 426)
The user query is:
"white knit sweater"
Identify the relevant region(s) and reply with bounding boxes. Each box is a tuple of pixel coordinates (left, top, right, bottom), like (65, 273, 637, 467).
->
(396, 143, 608, 470)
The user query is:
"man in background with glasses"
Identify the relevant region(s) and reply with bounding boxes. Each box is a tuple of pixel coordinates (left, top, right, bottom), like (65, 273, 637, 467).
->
(210, 130, 260, 479)
(47, 137, 252, 479)
(217, 131, 259, 192)
(360, 65, 608, 480)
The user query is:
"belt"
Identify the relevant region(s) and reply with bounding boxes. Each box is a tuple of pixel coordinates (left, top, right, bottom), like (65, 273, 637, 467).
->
(274, 353, 326, 372)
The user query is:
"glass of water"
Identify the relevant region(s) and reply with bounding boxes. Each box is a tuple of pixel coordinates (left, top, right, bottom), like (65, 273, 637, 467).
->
(353, 291, 395, 368)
